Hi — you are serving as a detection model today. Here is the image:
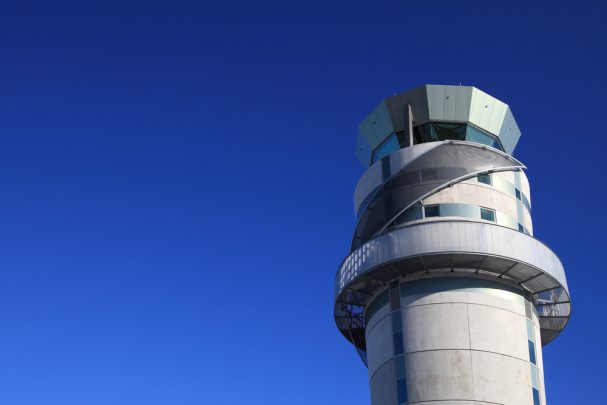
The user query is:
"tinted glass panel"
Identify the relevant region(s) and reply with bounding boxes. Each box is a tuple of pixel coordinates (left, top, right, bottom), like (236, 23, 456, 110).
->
(480, 207, 495, 222)
(493, 175, 516, 195)
(392, 311, 402, 332)
(459, 204, 481, 219)
(395, 356, 406, 379)
(526, 319, 535, 340)
(466, 125, 502, 150)
(433, 123, 466, 141)
(395, 130, 409, 148)
(372, 134, 400, 163)
(392, 202, 521, 230)
(438, 203, 479, 219)
(530, 364, 539, 388)
(532, 388, 540, 405)
(496, 212, 518, 229)
(413, 123, 432, 144)
(437, 203, 460, 217)
(528, 340, 537, 365)
(522, 193, 532, 211)
(393, 332, 404, 355)
(390, 288, 400, 310)
(397, 378, 408, 404)
(413, 123, 467, 143)
(412, 123, 503, 151)
(424, 205, 439, 217)
(394, 206, 423, 225)
(477, 173, 492, 185)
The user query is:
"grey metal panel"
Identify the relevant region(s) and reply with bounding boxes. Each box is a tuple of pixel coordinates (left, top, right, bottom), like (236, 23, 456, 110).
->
(469, 87, 509, 136)
(358, 100, 394, 146)
(427, 85, 446, 121)
(506, 265, 541, 281)
(353, 158, 382, 213)
(355, 130, 373, 166)
(454, 86, 473, 122)
(427, 85, 472, 122)
(524, 274, 560, 292)
(384, 94, 407, 132)
(384, 85, 429, 128)
(498, 107, 521, 154)
(369, 359, 398, 405)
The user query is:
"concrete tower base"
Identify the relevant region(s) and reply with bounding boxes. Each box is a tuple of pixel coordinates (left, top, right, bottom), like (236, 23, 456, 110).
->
(365, 277, 545, 405)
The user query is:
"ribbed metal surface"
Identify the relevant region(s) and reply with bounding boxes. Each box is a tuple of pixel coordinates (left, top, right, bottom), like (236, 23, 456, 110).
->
(338, 221, 567, 296)
(334, 220, 570, 348)
(352, 142, 524, 250)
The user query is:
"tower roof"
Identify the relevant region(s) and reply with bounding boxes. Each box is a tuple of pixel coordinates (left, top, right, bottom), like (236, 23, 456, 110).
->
(356, 84, 521, 166)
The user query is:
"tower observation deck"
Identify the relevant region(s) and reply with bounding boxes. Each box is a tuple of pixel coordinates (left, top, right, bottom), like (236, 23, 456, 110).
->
(334, 85, 570, 405)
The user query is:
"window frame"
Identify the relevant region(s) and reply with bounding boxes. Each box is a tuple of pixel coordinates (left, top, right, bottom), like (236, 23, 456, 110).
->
(424, 205, 440, 218)
(532, 388, 541, 405)
(480, 207, 496, 222)
(477, 173, 492, 186)
(528, 340, 537, 365)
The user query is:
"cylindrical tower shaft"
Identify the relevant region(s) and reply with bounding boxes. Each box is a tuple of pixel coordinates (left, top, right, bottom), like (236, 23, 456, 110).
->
(366, 278, 544, 404)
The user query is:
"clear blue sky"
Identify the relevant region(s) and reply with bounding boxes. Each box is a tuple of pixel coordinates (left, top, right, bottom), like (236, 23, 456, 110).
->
(0, 1, 605, 404)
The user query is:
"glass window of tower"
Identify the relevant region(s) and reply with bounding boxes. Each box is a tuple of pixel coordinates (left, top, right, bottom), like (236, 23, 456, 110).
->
(532, 388, 541, 405)
(412, 122, 504, 151)
(372, 133, 400, 163)
(528, 340, 537, 365)
(480, 207, 496, 222)
(477, 173, 492, 185)
(424, 205, 439, 217)
(466, 125, 502, 149)
(393, 332, 404, 355)
(397, 378, 408, 404)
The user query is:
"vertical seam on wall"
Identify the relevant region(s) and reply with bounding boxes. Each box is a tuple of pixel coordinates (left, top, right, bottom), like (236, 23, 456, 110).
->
(465, 300, 477, 401)
(514, 170, 524, 229)
(526, 309, 542, 405)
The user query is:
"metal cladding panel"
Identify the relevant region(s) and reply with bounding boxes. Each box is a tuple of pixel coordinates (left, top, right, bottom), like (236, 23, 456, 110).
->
(384, 94, 406, 131)
(353, 142, 442, 214)
(355, 130, 373, 166)
(385, 85, 429, 127)
(427, 85, 446, 121)
(498, 107, 522, 154)
(358, 100, 394, 146)
(353, 160, 383, 213)
(427, 85, 472, 122)
(469, 88, 509, 136)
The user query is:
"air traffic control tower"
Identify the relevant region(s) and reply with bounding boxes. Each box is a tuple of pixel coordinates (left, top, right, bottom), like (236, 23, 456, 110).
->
(334, 85, 570, 405)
